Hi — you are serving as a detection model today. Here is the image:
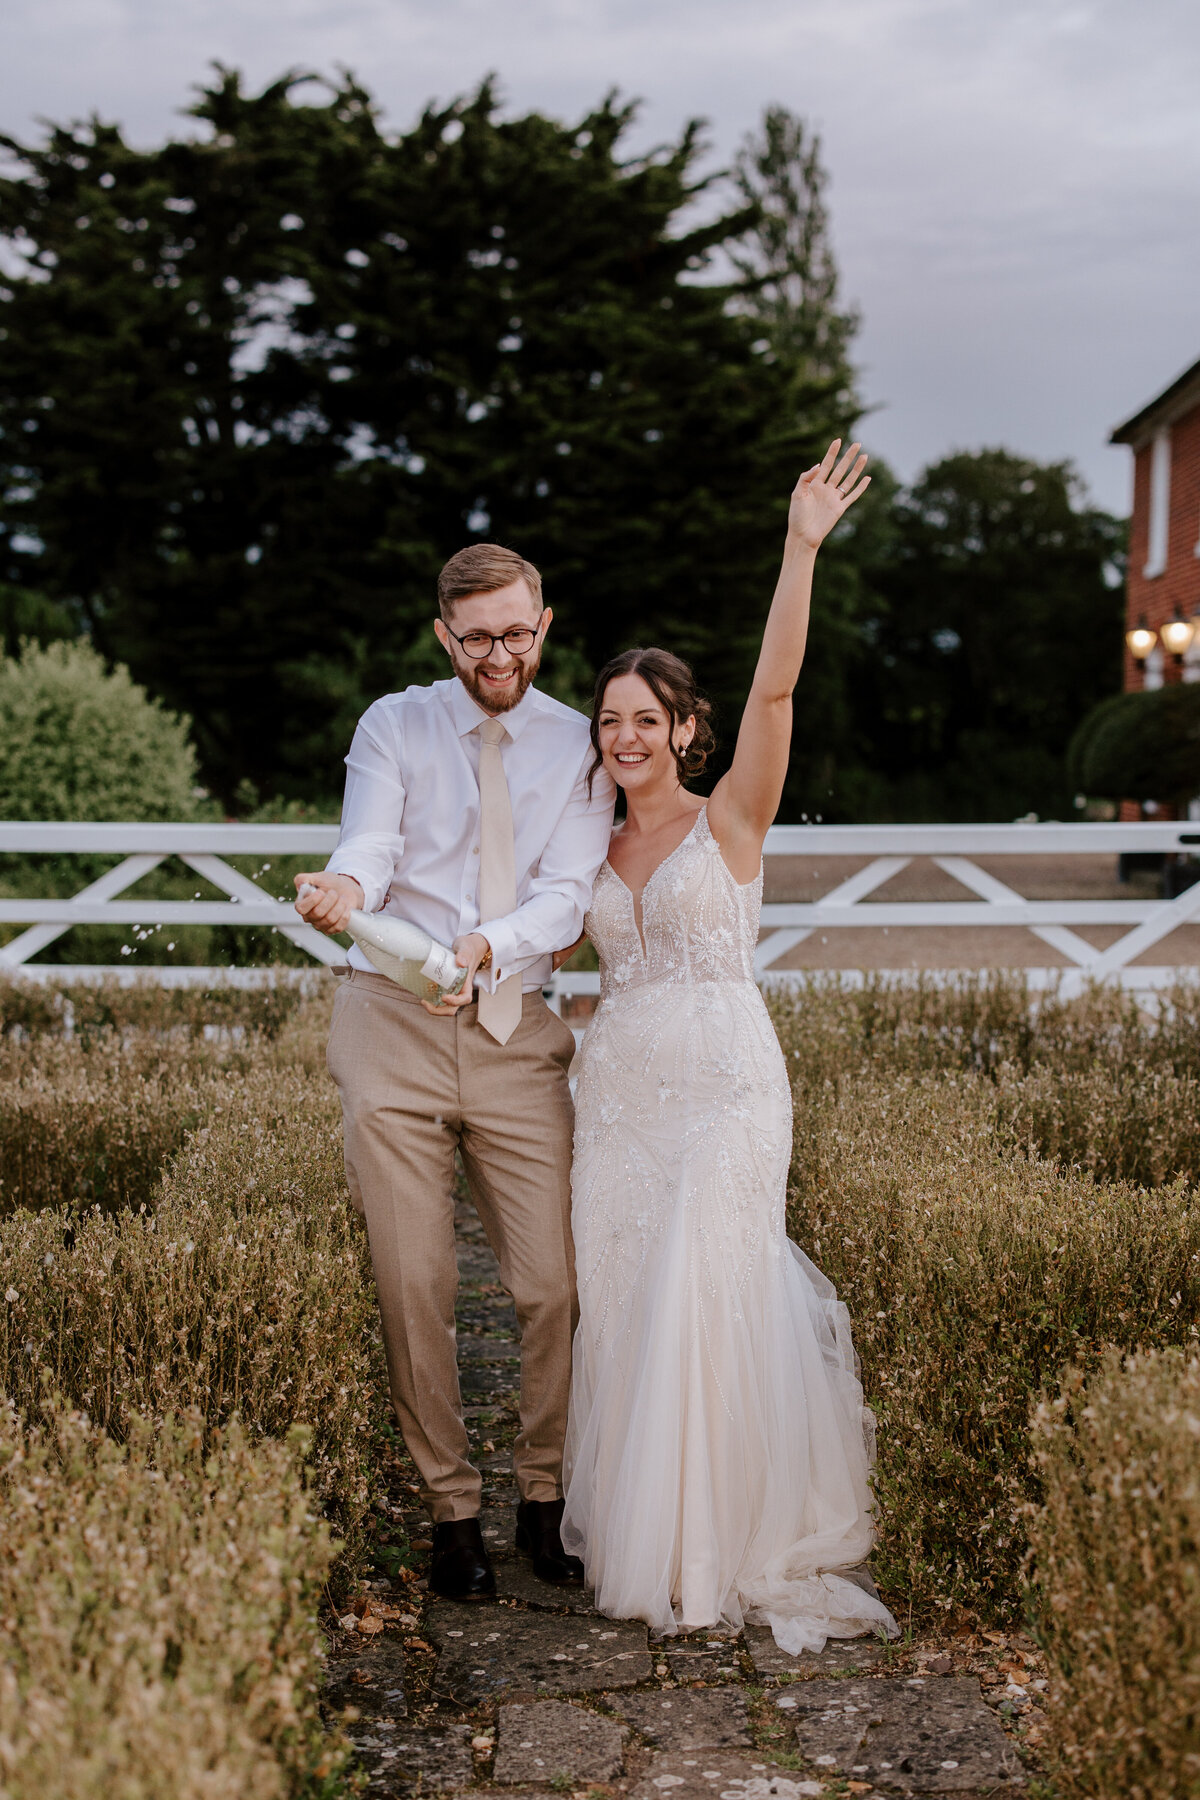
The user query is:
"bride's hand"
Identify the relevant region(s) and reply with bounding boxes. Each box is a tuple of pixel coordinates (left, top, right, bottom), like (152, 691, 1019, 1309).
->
(787, 440, 870, 550)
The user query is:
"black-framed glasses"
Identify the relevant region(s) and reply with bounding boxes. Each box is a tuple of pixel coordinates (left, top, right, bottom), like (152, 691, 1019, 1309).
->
(447, 624, 540, 659)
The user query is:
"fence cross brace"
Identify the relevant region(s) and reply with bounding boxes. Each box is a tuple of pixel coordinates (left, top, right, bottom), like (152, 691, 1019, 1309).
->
(0, 853, 166, 968)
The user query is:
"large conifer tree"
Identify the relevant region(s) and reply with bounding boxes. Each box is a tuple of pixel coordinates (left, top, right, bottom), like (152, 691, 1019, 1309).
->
(0, 74, 856, 804)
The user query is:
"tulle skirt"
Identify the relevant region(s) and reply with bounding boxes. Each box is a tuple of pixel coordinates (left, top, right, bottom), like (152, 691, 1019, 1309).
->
(561, 977, 897, 1653)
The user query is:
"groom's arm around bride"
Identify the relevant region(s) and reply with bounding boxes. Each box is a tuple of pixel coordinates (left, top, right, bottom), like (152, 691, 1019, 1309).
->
(295, 543, 615, 1600)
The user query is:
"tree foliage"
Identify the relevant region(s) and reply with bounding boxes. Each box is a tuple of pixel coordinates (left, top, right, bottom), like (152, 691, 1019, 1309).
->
(729, 105, 875, 822)
(0, 585, 78, 658)
(836, 450, 1127, 821)
(0, 75, 859, 806)
(730, 106, 859, 413)
(0, 76, 1127, 824)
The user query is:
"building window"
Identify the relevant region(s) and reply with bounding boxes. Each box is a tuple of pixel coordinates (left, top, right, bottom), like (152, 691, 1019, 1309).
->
(1143, 426, 1171, 578)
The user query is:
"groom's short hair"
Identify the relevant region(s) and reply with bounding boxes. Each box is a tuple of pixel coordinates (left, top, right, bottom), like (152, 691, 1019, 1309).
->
(437, 543, 543, 620)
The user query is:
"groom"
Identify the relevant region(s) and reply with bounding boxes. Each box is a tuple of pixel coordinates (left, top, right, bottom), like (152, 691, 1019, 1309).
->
(296, 544, 614, 1600)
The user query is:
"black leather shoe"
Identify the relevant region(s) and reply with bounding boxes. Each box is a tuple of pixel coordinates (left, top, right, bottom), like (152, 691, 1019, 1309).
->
(429, 1518, 496, 1600)
(515, 1497, 585, 1585)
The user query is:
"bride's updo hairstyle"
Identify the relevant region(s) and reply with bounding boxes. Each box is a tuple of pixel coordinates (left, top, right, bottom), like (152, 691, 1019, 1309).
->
(588, 647, 716, 794)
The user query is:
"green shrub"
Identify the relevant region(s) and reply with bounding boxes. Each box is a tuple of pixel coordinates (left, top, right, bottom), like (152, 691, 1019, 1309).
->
(0, 1399, 347, 1800)
(0, 639, 211, 963)
(0, 638, 198, 821)
(1068, 682, 1200, 804)
(1030, 1348, 1200, 1798)
(786, 1066, 1200, 1620)
(0, 1061, 384, 1535)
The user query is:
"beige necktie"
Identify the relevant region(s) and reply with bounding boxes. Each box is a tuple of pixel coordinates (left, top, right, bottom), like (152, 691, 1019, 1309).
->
(476, 718, 523, 1045)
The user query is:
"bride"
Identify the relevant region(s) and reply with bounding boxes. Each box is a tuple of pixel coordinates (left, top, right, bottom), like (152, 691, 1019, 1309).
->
(561, 440, 898, 1653)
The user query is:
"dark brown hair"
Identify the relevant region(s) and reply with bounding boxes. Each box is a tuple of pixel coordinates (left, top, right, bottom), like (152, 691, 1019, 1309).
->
(588, 647, 716, 795)
(437, 543, 543, 619)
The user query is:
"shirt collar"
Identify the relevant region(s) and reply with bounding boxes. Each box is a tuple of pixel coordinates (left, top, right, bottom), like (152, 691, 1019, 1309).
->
(444, 675, 539, 743)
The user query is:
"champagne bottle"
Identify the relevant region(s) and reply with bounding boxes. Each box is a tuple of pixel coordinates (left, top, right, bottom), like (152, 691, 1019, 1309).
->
(297, 885, 469, 1001)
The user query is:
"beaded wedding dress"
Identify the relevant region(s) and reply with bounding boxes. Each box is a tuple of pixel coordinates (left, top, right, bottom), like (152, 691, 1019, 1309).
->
(561, 807, 897, 1652)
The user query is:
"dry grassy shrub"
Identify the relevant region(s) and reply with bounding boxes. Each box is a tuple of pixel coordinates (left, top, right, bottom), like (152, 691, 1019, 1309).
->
(771, 974, 1200, 1185)
(0, 984, 338, 1215)
(768, 972, 1046, 1080)
(0, 1399, 347, 1800)
(0, 1032, 244, 1216)
(0, 972, 318, 1041)
(0, 1063, 384, 1535)
(770, 971, 1200, 1080)
(787, 1069, 1200, 1621)
(266, 985, 338, 1075)
(1029, 1348, 1200, 1798)
(993, 1057, 1200, 1189)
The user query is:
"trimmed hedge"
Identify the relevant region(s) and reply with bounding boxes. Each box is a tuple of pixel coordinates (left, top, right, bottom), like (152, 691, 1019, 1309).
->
(1030, 1348, 1200, 1798)
(774, 977, 1200, 1621)
(1067, 681, 1200, 804)
(0, 1031, 239, 1216)
(0, 1400, 347, 1800)
(1, 1060, 384, 1536)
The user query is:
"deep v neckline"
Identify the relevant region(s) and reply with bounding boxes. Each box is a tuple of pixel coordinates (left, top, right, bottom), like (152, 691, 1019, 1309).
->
(603, 806, 706, 955)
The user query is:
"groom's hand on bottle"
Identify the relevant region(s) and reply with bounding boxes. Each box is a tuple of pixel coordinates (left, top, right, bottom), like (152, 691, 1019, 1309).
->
(421, 931, 491, 1016)
(293, 871, 363, 935)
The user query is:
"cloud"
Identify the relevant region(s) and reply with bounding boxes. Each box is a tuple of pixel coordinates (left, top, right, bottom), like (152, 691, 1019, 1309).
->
(1, 0, 1198, 510)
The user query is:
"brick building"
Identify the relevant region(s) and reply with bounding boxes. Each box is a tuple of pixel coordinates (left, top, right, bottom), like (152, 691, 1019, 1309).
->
(1111, 356, 1200, 694)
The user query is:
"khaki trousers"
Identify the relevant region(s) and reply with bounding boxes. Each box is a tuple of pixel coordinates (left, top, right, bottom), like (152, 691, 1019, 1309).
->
(327, 967, 578, 1522)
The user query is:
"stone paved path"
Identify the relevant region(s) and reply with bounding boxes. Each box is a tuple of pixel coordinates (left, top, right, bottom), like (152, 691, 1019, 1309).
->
(324, 1194, 1047, 1797)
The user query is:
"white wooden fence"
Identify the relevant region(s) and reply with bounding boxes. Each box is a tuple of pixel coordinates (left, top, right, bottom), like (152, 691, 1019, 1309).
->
(2, 819, 1199, 1002)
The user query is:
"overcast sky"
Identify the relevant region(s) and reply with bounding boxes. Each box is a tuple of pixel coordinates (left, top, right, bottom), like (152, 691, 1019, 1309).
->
(2, 0, 1197, 515)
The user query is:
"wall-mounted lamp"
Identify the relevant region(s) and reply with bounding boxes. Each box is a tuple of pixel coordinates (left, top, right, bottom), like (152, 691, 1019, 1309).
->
(1126, 617, 1158, 660)
(1161, 609, 1195, 657)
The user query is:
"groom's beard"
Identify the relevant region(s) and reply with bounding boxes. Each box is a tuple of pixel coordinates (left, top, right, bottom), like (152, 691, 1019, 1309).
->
(455, 650, 541, 714)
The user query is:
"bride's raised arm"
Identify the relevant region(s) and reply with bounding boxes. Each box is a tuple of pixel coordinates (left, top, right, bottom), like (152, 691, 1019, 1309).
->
(707, 439, 870, 878)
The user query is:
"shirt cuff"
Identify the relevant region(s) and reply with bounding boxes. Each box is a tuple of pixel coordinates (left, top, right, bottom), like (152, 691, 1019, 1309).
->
(476, 917, 518, 985)
(324, 860, 376, 913)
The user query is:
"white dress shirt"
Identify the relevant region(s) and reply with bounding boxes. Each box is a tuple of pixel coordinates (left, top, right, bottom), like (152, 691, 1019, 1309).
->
(326, 677, 616, 989)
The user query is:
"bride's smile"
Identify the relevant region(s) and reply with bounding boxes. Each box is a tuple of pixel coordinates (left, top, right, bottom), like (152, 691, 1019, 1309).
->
(596, 674, 695, 793)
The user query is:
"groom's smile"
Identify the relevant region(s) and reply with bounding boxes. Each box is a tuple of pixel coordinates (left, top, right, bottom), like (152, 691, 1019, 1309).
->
(433, 573, 551, 715)
(479, 663, 520, 695)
